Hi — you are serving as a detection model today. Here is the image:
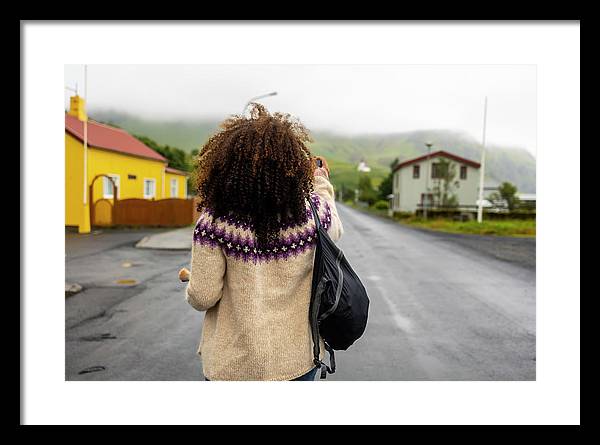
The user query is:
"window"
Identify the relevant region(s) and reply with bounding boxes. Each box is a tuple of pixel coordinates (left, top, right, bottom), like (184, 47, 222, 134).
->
(460, 165, 467, 180)
(103, 174, 120, 199)
(413, 165, 420, 179)
(143, 178, 156, 199)
(431, 163, 448, 179)
(170, 178, 178, 197)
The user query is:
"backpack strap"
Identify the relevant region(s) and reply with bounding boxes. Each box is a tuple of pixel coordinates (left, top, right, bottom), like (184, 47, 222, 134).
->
(311, 275, 336, 379)
(308, 197, 335, 379)
(309, 195, 322, 231)
(314, 342, 336, 379)
(310, 276, 326, 368)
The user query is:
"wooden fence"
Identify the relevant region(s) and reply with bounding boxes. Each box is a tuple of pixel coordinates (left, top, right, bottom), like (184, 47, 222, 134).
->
(413, 205, 536, 220)
(92, 198, 195, 227)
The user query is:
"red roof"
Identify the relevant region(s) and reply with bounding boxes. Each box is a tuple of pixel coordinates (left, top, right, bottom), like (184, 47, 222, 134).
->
(166, 166, 189, 176)
(65, 114, 167, 163)
(393, 150, 481, 172)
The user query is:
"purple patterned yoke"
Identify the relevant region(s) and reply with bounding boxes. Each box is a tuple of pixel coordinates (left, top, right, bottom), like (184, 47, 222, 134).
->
(193, 193, 332, 263)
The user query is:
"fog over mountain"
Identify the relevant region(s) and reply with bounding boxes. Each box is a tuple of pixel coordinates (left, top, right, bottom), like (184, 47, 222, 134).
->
(89, 109, 536, 193)
(66, 64, 537, 156)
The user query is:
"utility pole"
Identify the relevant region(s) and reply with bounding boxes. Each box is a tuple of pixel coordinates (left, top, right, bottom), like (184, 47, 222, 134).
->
(83, 64, 88, 206)
(424, 142, 433, 220)
(80, 64, 91, 233)
(477, 96, 488, 224)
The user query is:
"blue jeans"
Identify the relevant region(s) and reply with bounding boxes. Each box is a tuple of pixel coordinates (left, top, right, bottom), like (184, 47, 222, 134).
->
(292, 367, 318, 381)
(204, 367, 318, 381)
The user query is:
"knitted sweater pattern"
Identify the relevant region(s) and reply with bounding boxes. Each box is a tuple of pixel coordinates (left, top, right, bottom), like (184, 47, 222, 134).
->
(185, 175, 343, 381)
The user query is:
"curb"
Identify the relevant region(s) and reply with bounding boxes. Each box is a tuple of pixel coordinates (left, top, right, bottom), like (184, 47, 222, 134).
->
(135, 236, 191, 251)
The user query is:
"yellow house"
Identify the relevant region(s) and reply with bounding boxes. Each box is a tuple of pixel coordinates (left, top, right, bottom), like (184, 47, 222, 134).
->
(165, 167, 189, 199)
(65, 95, 190, 233)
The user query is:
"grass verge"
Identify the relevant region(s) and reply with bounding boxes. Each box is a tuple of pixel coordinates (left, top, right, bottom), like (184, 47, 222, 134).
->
(344, 202, 536, 237)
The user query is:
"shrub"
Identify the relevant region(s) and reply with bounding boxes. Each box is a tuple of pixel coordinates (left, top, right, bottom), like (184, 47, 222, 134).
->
(393, 211, 414, 220)
(373, 200, 390, 210)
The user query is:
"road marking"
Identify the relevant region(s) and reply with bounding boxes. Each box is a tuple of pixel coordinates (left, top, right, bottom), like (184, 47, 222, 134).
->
(367, 276, 414, 334)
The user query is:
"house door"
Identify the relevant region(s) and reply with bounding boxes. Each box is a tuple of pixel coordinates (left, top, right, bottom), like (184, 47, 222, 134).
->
(421, 193, 434, 207)
(89, 174, 118, 227)
(92, 199, 113, 226)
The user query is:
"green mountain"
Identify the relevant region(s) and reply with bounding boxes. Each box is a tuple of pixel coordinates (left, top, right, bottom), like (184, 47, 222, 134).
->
(89, 110, 536, 193)
(91, 109, 220, 153)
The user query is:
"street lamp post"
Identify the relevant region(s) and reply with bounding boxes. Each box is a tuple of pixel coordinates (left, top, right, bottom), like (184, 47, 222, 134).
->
(243, 91, 278, 114)
(424, 142, 433, 220)
(477, 96, 488, 223)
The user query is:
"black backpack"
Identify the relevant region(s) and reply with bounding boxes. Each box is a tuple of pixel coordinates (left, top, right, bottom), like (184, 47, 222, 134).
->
(308, 199, 370, 379)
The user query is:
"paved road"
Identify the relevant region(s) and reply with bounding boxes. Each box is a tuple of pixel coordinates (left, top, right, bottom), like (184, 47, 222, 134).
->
(65, 205, 535, 381)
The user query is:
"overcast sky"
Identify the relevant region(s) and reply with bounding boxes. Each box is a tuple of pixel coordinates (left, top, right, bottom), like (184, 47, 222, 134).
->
(65, 64, 536, 155)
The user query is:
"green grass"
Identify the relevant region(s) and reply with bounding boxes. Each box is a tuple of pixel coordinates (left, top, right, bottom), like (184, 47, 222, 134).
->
(397, 216, 536, 237)
(344, 202, 535, 237)
(314, 157, 388, 192)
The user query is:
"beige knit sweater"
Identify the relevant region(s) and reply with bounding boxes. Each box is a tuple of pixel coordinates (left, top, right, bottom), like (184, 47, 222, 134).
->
(185, 175, 343, 381)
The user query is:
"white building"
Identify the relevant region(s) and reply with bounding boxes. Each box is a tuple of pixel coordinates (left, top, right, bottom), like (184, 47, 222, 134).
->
(517, 193, 536, 203)
(391, 150, 481, 213)
(357, 160, 371, 172)
(516, 193, 536, 210)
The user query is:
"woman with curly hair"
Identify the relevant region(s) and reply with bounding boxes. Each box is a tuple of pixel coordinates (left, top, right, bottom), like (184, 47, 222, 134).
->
(179, 103, 343, 381)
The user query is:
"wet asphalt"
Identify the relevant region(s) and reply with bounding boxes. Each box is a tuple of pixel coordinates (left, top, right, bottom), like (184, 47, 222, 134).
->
(65, 204, 535, 381)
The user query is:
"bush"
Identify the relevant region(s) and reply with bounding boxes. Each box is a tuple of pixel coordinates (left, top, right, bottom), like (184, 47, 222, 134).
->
(359, 190, 378, 206)
(484, 210, 536, 220)
(393, 211, 414, 220)
(373, 200, 390, 210)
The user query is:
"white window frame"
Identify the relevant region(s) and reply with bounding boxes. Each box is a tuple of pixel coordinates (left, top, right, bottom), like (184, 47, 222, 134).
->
(170, 178, 178, 198)
(413, 165, 420, 179)
(103, 174, 120, 199)
(143, 178, 156, 200)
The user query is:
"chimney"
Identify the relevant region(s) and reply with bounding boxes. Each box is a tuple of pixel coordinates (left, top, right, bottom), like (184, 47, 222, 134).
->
(68, 95, 87, 122)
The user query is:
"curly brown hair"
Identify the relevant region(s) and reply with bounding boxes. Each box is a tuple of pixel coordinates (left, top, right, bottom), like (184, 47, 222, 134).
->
(193, 103, 315, 249)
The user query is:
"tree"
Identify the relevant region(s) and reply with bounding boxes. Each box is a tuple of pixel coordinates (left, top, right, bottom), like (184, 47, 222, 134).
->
(490, 181, 520, 211)
(377, 157, 399, 201)
(134, 135, 192, 173)
(338, 183, 352, 202)
(358, 173, 378, 206)
(431, 158, 460, 207)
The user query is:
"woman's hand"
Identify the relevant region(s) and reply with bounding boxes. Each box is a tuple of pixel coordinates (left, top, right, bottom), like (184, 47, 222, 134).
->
(179, 267, 190, 282)
(313, 156, 330, 178)
(314, 167, 329, 179)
